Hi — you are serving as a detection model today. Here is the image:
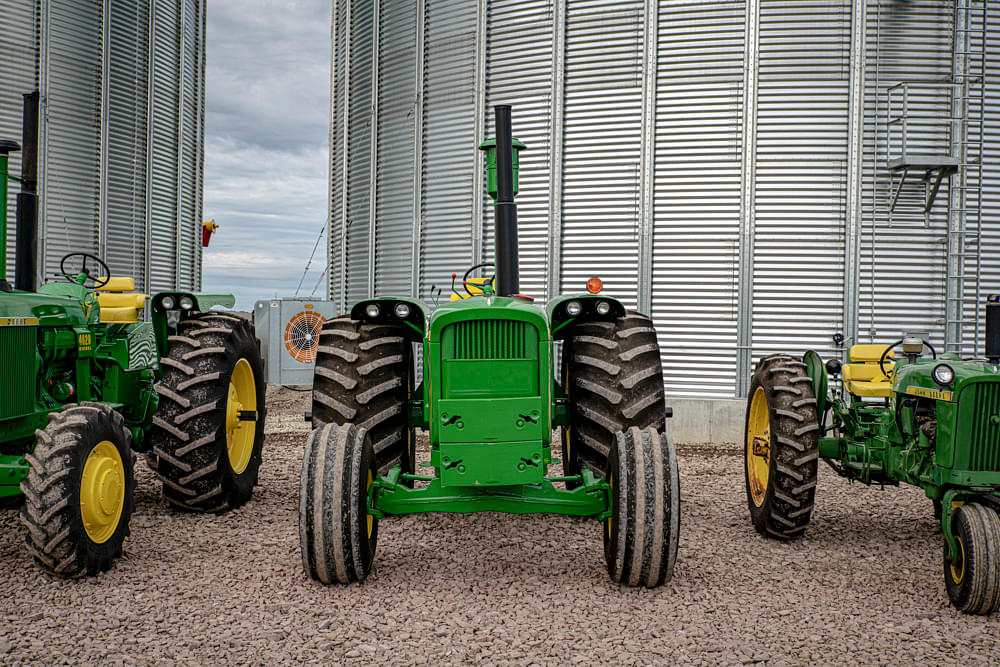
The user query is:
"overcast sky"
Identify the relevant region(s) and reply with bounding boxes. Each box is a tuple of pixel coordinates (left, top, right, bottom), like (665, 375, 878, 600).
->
(201, 0, 332, 310)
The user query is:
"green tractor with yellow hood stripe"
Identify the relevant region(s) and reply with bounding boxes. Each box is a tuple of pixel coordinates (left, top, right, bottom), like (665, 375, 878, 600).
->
(0, 130, 265, 576)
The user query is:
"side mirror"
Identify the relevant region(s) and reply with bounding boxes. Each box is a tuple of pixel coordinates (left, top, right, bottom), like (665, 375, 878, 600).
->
(826, 358, 842, 377)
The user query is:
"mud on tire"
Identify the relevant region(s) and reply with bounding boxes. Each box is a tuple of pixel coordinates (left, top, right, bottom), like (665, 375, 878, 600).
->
(299, 423, 378, 584)
(604, 426, 680, 587)
(151, 312, 266, 512)
(312, 317, 413, 475)
(562, 311, 667, 475)
(20, 403, 136, 577)
(744, 354, 819, 539)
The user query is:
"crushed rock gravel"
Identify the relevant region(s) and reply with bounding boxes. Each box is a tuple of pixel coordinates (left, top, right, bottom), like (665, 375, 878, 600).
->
(1, 386, 999, 665)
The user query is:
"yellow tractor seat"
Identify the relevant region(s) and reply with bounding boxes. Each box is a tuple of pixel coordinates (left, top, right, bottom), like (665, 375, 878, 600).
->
(451, 277, 490, 301)
(842, 344, 895, 398)
(94, 277, 148, 323)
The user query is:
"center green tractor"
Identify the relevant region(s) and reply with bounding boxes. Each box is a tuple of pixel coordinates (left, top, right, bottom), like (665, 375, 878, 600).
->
(744, 308, 1000, 614)
(0, 136, 266, 577)
(299, 106, 680, 587)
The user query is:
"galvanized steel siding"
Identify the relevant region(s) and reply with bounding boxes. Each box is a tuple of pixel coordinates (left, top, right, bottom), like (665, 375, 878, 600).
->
(329, 0, 348, 310)
(652, 1, 744, 398)
(346, 0, 373, 303)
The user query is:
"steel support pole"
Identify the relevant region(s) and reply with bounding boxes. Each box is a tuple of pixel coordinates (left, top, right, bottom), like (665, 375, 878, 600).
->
(843, 0, 867, 354)
(637, 0, 658, 316)
(410, 0, 425, 299)
(471, 0, 488, 267)
(546, 0, 566, 303)
(325, 0, 339, 302)
(175, 0, 186, 287)
(735, 0, 760, 399)
(37, 0, 50, 285)
(367, 0, 381, 298)
(98, 0, 111, 263)
(194, 0, 207, 290)
(338, 0, 352, 313)
(145, 0, 156, 293)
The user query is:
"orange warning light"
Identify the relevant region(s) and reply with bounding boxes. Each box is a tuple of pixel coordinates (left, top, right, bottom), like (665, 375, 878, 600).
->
(586, 277, 603, 294)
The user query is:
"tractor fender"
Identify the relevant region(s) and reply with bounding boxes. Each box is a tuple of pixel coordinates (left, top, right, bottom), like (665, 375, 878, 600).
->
(350, 297, 428, 341)
(547, 294, 627, 339)
(802, 349, 828, 418)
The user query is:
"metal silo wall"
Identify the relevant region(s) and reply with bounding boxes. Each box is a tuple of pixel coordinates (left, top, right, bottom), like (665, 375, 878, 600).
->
(0, 1, 37, 282)
(859, 1, 953, 350)
(346, 0, 373, 303)
(652, 1, 744, 399)
(979, 8, 1000, 352)
(329, 0, 347, 311)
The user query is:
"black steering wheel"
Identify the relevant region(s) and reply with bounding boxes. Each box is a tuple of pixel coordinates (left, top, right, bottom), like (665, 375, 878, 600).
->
(879, 338, 937, 379)
(463, 262, 496, 297)
(59, 253, 111, 289)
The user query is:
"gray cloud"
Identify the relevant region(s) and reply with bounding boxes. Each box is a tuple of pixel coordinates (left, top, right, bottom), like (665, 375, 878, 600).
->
(202, 0, 332, 310)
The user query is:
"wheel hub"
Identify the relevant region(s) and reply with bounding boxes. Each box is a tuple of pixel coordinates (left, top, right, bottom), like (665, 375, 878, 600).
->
(226, 358, 257, 474)
(80, 441, 125, 544)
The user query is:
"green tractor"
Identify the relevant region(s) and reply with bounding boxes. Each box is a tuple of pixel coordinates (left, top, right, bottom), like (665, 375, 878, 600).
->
(299, 105, 680, 586)
(0, 136, 265, 576)
(744, 310, 1000, 613)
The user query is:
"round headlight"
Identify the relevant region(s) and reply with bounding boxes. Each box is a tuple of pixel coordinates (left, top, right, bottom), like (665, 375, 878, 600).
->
(932, 364, 955, 386)
(179, 296, 195, 310)
(565, 301, 582, 317)
(160, 295, 176, 310)
(365, 304, 380, 318)
(394, 302, 411, 318)
(595, 301, 611, 315)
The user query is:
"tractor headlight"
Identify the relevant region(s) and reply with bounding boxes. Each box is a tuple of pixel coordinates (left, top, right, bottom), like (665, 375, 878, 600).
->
(365, 304, 380, 319)
(179, 296, 195, 311)
(394, 302, 410, 318)
(932, 364, 955, 386)
(596, 301, 611, 315)
(160, 295, 176, 310)
(565, 301, 582, 317)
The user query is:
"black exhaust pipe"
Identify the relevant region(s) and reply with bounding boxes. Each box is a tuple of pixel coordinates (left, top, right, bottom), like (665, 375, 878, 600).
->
(15, 91, 38, 292)
(986, 295, 1000, 365)
(492, 105, 519, 297)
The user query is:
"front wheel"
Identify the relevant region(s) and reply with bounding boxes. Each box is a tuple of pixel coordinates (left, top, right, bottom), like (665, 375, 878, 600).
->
(944, 502, 1000, 614)
(20, 403, 136, 576)
(299, 423, 378, 584)
(604, 426, 680, 587)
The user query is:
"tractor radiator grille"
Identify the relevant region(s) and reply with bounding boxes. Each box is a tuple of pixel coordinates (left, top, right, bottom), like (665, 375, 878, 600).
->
(449, 320, 528, 360)
(0, 326, 36, 420)
(965, 382, 1000, 472)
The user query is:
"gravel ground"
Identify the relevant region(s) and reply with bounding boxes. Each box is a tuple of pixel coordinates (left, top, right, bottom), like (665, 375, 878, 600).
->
(2, 386, 1000, 665)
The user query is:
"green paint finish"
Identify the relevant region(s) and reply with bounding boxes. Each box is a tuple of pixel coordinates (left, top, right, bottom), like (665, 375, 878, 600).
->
(439, 441, 546, 486)
(478, 136, 526, 201)
(373, 466, 609, 517)
(0, 454, 28, 496)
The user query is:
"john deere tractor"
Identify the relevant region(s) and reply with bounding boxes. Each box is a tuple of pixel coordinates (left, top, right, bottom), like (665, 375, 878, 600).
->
(0, 132, 265, 576)
(744, 307, 1000, 613)
(300, 106, 679, 586)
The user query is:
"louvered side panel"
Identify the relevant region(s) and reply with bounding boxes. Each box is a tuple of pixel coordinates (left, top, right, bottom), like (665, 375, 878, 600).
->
(42, 1, 102, 277)
(105, 0, 149, 291)
(374, 0, 416, 297)
(0, 0, 37, 282)
(419, 0, 477, 298)
(561, 0, 643, 311)
(652, 0, 744, 399)
(484, 0, 553, 302)
(345, 0, 373, 303)
(148, 0, 180, 292)
(859, 0, 952, 348)
(751, 0, 849, 361)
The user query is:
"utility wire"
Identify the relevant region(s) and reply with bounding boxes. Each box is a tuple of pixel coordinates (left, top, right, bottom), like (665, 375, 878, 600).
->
(295, 222, 327, 297)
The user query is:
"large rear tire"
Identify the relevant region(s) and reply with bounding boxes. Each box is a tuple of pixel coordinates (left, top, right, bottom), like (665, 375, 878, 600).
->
(312, 317, 413, 475)
(604, 426, 680, 587)
(299, 423, 378, 584)
(151, 312, 266, 512)
(744, 354, 819, 539)
(944, 501, 1000, 615)
(20, 403, 136, 577)
(563, 312, 666, 474)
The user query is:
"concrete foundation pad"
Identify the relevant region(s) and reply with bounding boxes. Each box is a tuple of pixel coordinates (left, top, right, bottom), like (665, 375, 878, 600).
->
(665, 397, 744, 447)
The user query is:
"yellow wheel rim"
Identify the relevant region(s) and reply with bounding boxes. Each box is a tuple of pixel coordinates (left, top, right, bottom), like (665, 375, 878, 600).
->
(366, 470, 374, 539)
(950, 535, 965, 585)
(747, 386, 771, 508)
(226, 358, 257, 474)
(80, 440, 126, 544)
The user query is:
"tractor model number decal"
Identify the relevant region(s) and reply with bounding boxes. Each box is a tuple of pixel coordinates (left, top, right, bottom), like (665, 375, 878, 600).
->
(127, 326, 158, 371)
(906, 386, 953, 402)
(0, 316, 39, 327)
(78, 333, 92, 351)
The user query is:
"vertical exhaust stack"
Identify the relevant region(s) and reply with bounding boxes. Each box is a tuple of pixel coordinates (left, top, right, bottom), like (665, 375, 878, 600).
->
(986, 295, 1000, 365)
(15, 91, 39, 293)
(493, 105, 519, 297)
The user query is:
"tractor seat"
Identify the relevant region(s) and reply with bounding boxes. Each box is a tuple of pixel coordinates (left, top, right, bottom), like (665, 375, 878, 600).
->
(842, 344, 895, 398)
(94, 277, 148, 323)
